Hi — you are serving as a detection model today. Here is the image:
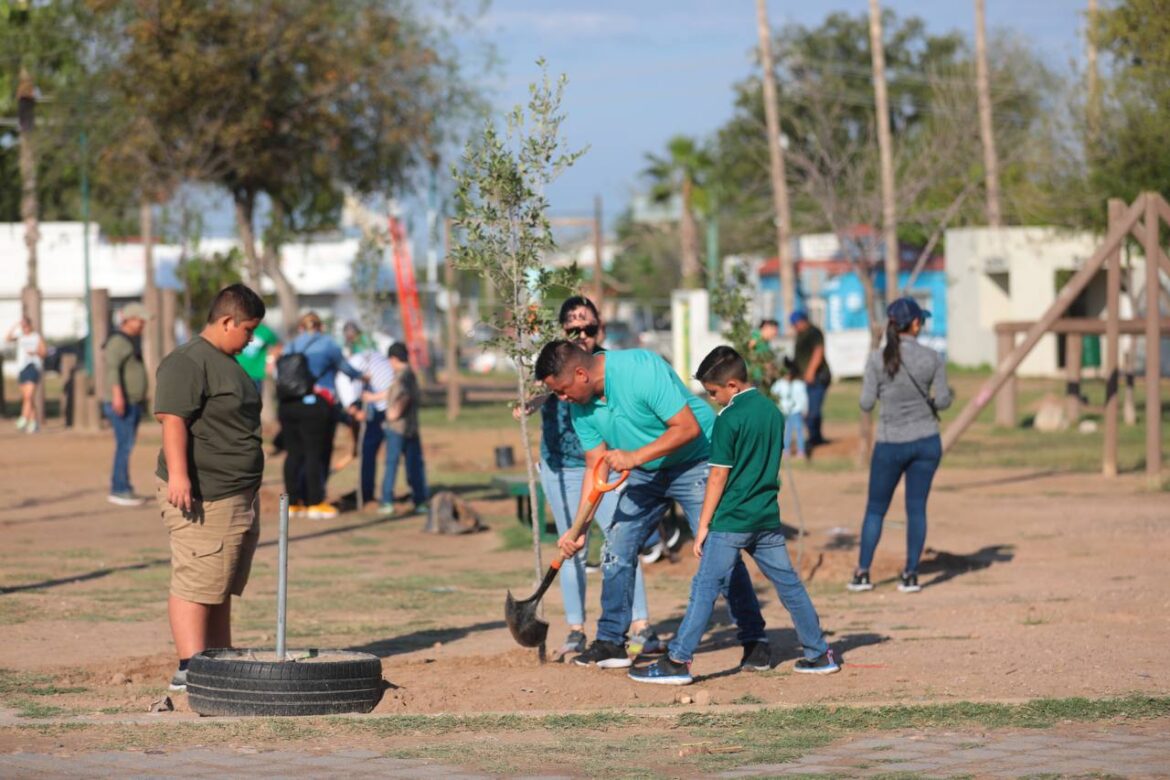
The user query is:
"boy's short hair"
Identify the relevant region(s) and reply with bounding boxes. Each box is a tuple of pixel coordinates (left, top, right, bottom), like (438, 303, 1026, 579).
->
(759, 318, 779, 329)
(695, 345, 748, 384)
(535, 339, 591, 381)
(387, 342, 409, 362)
(207, 284, 266, 324)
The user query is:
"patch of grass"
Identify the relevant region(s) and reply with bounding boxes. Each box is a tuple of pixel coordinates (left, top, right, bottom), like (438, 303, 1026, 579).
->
(11, 700, 70, 718)
(733, 693, 766, 705)
(497, 523, 535, 551)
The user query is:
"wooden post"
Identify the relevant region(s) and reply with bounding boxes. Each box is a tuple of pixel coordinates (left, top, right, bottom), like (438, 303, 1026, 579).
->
(1142, 193, 1162, 485)
(161, 289, 177, 357)
(1103, 198, 1123, 476)
(92, 288, 110, 412)
(942, 197, 1144, 452)
(444, 219, 461, 421)
(59, 352, 77, 428)
(995, 329, 1017, 427)
(593, 194, 605, 312)
(1064, 334, 1083, 422)
(974, 0, 1002, 226)
(868, 0, 900, 305)
(72, 366, 91, 430)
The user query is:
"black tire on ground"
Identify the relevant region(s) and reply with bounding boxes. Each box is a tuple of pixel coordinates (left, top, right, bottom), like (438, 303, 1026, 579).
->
(187, 649, 384, 717)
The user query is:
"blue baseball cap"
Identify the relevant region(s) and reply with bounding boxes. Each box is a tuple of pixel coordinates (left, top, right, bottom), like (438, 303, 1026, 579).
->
(788, 310, 809, 325)
(887, 297, 931, 328)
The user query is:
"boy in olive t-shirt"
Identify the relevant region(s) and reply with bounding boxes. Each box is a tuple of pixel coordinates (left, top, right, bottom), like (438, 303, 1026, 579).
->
(154, 284, 266, 692)
(629, 346, 837, 686)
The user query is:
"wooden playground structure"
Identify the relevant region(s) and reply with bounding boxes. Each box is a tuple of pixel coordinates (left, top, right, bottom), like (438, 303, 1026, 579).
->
(942, 193, 1170, 484)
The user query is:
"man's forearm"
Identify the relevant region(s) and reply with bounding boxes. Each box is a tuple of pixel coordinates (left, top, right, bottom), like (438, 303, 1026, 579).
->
(633, 422, 698, 468)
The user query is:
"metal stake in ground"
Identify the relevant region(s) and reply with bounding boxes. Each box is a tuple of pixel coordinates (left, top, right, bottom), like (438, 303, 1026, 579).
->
(277, 492, 289, 660)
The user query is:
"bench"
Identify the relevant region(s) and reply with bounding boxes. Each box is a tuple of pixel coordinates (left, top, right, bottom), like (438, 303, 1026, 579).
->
(490, 473, 558, 542)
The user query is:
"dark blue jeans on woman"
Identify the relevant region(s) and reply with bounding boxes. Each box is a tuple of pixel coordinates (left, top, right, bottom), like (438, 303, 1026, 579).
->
(858, 434, 942, 575)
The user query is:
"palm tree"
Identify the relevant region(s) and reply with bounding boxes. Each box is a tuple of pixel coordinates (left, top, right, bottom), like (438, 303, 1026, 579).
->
(643, 136, 712, 289)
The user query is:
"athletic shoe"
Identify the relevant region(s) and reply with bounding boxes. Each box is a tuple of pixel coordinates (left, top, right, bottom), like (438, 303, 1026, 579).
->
(740, 640, 772, 671)
(898, 572, 922, 593)
(628, 630, 666, 657)
(376, 503, 397, 517)
(289, 503, 308, 519)
(628, 656, 692, 686)
(557, 630, 587, 657)
(15, 416, 26, 430)
(307, 503, 339, 520)
(412, 502, 428, 516)
(794, 649, 840, 675)
(107, 492, 147, 507)
(847, 570, 874, 592)
(572, 639, 631, 669)
(168, 668, 188, 692)
(25, 421, 38, 434)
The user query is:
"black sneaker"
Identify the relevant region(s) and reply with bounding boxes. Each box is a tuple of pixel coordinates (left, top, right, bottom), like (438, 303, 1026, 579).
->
(794, 648, 840, 674)
(572, 639, 631, 669)
(740, 640, 772, 671)
(628, 656, 692, 685)
(898, 571, 922, 593)
(847, 570, 873, 592)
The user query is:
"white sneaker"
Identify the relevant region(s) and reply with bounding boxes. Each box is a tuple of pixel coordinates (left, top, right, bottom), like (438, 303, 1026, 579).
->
(107, 492, 147, 507)
(307, 503, 339, 520)
(25, 421, 38, 434)
(15, 416, 27, 430)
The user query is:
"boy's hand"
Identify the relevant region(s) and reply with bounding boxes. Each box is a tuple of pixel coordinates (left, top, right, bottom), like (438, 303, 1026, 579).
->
(557, 529, 586, 559)
(603, 449, 639, 471)
(693, 525, 708, 558)
(168, 475, 193, 513)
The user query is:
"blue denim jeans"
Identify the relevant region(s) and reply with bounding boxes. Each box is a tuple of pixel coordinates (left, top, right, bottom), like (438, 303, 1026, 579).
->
(359, 407, 386, 502)
(806, 381, 829, 444)
(596, 460, 765, 646)
(103, 402, 142, 495)
(381, 430, 428, 506)
(783, 412, 806, 456)
(669, 529, 828, 663)
(540, 461, 648, 628)
(858, 434, 942, 574)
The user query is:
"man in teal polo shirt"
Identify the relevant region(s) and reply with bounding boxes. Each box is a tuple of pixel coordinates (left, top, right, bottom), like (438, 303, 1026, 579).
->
(535, 341, 766, 669)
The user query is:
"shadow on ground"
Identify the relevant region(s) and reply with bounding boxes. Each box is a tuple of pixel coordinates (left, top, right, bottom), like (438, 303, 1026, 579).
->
(347, 621, 508, 658)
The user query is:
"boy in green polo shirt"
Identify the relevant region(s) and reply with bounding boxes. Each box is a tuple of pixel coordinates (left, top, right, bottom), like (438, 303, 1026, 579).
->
(629, 346, 838, 685)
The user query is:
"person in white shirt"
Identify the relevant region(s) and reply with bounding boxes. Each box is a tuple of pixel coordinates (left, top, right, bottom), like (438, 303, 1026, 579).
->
(7, 316, 46, 434)
(771, 358, 809, 460)
(342, 322, 396, 506)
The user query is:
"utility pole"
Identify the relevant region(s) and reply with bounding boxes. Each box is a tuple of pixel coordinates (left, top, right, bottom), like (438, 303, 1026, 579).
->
(755, 0, 796, 327)
(593, 194, 604, 311)
(1086, 0, 1101, 142)
(974, 0, 1002, 227)
(868, 0, 900, 305)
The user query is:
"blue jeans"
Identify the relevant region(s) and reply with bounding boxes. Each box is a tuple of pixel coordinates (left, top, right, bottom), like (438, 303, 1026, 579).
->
(360, 407, 386, 501)
(103, 402, 142, 494)
(540, 461, 648, 629)
(784, 412, 806, 456)
(806, 381, 829, 444)
(596, 460, 765, 646)
(669, 529, 828, 663)
(858, 434, 942, 574)
(381, 430, 428, 506)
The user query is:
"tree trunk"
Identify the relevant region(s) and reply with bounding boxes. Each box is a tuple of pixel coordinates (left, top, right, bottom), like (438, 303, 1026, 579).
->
(974, 0, 1003, 227)
(18, 68, 44, 425)
(868, 0, 900, 306)
(679, 178, 702, 289)
(233, 193, 263, 287)
(755, 0, 796, 326)
(262, 201, 299, 336)
(141, 199, 160, 393)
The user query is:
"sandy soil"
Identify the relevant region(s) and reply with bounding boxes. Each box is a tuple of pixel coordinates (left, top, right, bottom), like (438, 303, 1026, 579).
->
(0, 412, 1167, 724)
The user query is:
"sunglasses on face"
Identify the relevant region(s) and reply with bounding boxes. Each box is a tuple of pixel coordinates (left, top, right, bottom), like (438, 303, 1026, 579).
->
(565, 323, 600, 340)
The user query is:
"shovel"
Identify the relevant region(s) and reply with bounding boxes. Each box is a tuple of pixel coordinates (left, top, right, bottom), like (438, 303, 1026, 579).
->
(504, 458, 628, 647)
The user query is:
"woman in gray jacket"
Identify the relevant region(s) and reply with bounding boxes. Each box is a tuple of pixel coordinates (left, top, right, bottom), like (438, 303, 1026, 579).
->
(848, 298, 952, 593)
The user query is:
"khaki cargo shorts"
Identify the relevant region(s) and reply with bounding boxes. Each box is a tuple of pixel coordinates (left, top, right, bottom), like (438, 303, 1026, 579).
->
(157, 480, 260, 605)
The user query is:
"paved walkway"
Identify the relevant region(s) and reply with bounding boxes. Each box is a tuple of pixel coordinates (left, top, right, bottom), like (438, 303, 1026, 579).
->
(1, 727, 1167, 777)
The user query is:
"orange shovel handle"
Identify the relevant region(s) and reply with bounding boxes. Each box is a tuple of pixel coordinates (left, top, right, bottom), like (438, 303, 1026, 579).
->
(587, 457, 629, 502)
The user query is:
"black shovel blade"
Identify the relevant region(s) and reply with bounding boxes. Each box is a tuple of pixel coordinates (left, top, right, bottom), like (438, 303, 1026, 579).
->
(505, 590, 549, 647)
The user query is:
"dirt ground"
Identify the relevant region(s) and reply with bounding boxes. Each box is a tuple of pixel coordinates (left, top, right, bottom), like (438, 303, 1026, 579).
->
(0, 409, 1167, 731)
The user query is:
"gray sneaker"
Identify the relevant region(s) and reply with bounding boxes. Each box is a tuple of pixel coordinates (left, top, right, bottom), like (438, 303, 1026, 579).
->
(557, 630, 587, 657)
(168, 668, 188, 692)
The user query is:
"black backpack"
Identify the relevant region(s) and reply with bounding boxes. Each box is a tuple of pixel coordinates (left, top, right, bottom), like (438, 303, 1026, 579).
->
(274, 336, 321, 402)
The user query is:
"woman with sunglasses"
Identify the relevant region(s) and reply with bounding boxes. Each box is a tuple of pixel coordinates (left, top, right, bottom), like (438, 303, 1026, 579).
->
(518, 296, 661, 659)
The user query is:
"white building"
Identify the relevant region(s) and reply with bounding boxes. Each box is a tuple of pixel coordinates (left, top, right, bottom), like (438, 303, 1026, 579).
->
(945, 226, 1156, 377)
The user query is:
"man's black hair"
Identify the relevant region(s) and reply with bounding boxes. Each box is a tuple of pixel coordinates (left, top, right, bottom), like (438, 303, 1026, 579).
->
(207, 284, 266, 324)
(695, 345, 748, 384)
(558, 295, 599, 325)
(387, 342, 409, 362)
(535, 339, 592, 381)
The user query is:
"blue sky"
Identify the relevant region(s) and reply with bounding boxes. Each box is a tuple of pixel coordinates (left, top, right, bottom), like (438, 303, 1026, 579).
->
(478, 0, 1089, 226)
